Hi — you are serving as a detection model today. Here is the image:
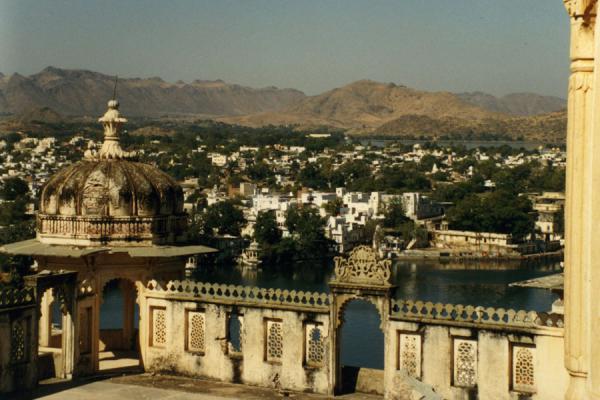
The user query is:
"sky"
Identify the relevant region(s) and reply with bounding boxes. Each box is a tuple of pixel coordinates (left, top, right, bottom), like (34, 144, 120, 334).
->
(0, 0, 570, 97)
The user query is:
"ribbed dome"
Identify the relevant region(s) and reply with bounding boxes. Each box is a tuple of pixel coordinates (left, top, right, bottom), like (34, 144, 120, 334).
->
(36, 99, 188, 246)
(40, 160, 183, 217)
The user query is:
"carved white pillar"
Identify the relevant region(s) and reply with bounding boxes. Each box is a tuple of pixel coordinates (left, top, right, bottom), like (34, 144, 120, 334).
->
(564, 1, 597, 399)
(39, 289, 53, 347)
(587, 2, 600, 398)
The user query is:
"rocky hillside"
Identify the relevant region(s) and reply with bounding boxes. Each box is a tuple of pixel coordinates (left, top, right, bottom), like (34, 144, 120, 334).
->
(220, 80, 567, 141)
(0, 68, 567, 141)
(456, 92, 566, 116)
(0, 67, 305, 117)
(220, 80, 502, 130)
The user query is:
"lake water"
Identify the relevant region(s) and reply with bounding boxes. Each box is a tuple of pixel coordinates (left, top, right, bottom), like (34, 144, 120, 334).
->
(100, 259, 561, 370)
(358, 139, 550, 150)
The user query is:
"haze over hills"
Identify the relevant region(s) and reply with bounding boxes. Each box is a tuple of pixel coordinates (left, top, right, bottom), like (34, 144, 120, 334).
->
(0, 67, 305, 117)
(456, 92, 566, 116)
(0, 67, 567, 141)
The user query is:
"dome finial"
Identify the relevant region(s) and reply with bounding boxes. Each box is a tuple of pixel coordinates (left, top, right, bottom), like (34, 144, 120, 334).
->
(92, 78, 136, 160)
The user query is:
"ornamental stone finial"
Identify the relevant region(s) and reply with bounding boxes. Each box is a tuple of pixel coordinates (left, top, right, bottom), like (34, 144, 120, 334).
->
(92, 96, 137, 160)
(332, 245, 392, 287)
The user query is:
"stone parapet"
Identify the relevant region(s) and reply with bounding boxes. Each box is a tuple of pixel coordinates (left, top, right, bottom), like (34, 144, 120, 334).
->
(391, 299, 564, 331)
(0, 287, 36, 309)
(145, 280, 332, 312)
(37, 213, 187, 246)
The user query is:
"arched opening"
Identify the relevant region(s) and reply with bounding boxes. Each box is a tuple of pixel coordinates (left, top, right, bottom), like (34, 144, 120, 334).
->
(98, 278, 141, 373)
(37, 288, 65, 380)
(339, 298, 384, 394)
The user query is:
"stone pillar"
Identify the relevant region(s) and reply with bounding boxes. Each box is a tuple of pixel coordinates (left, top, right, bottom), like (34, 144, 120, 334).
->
(121, 280, 136, 350)
(587, 3, 600, 399)
(564, 1, 597, 399)
(39, 289, 54, 347)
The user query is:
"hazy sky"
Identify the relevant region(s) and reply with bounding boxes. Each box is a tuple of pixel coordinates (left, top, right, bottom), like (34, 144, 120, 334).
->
(0, 0, 570, 97)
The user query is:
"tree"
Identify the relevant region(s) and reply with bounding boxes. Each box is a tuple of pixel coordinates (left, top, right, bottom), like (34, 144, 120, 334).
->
(202, 200, 246, 236)
(254, 210, 281, 245)
(383, 197, 409, 229)
(446, 190, 535, 240)
(285, 205, 332, 255)
(322, 198, 343, 216)
(0, 177, 29, 201)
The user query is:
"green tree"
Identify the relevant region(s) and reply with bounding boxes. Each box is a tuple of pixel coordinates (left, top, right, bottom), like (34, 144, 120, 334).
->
(446, 190, 535, 240)
(383, 197, 409, 229)
(254, 210, 281, 245)
(0, 177, 29, 201)
(322, 198, 343, 216)
(202, 200, 246, 236)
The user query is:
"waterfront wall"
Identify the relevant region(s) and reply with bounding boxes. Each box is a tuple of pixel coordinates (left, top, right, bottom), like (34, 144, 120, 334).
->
(140, 279, 568, 399)
(386, 300, 567, 400)
(141, 280, 332, 394)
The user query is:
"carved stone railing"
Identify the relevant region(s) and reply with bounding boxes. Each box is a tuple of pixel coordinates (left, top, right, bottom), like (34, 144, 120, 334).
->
(0, 287, 36, 309)
(146, 280, 332, 311)
(391, 299, 564, 329)
(37, 213, 187, 244)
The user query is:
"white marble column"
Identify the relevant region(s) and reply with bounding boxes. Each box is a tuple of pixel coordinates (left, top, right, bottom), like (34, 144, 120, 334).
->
(564, 1, 597, 399)
(38, 289, 54, 347)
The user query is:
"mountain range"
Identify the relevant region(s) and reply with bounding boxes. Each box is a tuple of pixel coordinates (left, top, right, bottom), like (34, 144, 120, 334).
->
(0, 67, 567, 141)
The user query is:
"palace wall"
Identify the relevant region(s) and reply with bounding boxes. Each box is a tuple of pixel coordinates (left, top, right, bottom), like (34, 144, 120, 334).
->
(386, 300, 568, 400)
(141, 280, 332, 394)
(139, 279, 568, 399)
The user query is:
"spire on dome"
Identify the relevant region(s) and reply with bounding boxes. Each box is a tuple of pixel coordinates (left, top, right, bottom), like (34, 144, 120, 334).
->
(89, 83, 137, 160)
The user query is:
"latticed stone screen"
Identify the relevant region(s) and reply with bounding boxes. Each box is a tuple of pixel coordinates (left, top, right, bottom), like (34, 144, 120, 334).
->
(187, 310, 206, 353)
(512, 344, 536, 393)
(398, 332, 421, 378)
(10, 319, 27, 364)
(305, 322, 325, 366)
(453, 338, 477, 387)
(265, 319, 283, 363)
(151, 307, 167, 347)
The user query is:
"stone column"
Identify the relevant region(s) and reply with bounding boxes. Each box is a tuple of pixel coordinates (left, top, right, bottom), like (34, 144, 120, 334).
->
(38, 289, 54, 347)
(121, 280, 136, 350)
(564, 1, 597, 399)
(587, 2, 600, 399)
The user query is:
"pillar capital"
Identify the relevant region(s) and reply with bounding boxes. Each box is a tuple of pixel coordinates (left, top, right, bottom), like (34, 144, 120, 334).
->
(565, 0, 597, 22)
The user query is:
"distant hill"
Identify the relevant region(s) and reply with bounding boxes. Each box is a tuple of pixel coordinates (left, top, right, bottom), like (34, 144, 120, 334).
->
(220, 80, 502, 130)
(456, 92, 566, 116)
(220, 80, 567, 141)
(374, 110, 567, 142)
(0, 66, 305, 117)
(0, 67, 567, 141)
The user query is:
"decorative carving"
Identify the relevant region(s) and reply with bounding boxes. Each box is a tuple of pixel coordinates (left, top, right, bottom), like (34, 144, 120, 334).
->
(266, 320, 283, 363)
(10, 319, 26, 363)
(37, 214, 187, 245)
(152, 307, 167, 347)
(332, 245, 392, 286)
(0, 287, 35, 308)
(187, 311, 206, 353)
(453, 339, 477, 387)
(398, 333, 421, 378)
(305, 323, 325, 366)
(564, 0, 597, 21)
(513, 345, 536, 393)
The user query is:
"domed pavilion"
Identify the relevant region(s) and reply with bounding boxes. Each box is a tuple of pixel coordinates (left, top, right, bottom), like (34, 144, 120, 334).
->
(1, 98, 215, 377)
